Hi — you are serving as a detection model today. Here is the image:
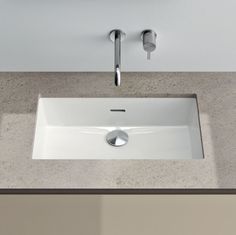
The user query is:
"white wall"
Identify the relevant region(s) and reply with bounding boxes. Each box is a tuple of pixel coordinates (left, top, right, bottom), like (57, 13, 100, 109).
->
(1, 0, 236, 71)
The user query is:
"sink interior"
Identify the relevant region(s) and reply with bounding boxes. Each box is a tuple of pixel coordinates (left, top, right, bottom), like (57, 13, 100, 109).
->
(32, 97, 204, 159)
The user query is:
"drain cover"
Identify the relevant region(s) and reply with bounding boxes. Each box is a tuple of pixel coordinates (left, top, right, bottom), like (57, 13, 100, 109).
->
(106, 130, 128, 147)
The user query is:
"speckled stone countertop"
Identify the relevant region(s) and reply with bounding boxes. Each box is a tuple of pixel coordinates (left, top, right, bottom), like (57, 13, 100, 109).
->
(0, 72, 235, 189)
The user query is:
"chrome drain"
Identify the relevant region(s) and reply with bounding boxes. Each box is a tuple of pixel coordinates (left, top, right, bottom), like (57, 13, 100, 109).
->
(106, 130, 128, 147)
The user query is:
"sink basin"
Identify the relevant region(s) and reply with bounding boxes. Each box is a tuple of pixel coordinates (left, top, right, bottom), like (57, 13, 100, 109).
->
(32, 97, 204, 159)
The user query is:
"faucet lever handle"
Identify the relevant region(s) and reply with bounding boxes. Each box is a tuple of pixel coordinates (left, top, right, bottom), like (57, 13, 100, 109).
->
(141, 30, 157, 60)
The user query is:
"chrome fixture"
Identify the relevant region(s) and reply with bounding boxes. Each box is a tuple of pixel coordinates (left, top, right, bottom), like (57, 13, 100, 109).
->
(106, 129, 128, 147)
(141, 30, 157, 60)
(109, 29, 126, 86)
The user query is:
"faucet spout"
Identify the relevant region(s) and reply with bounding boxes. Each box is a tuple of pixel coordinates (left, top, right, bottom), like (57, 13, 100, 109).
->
(109, 29, 126, 86)
(115, 66, 121, 86)
(114, 30, 121, 86)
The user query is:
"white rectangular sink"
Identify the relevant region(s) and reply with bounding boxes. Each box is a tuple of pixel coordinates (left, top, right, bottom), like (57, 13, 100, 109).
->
(32, 98, 204, 159)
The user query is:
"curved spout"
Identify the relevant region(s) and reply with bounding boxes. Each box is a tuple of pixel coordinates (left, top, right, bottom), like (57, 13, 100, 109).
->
(109, 29, 126, 87)
(115, 66, 121, 86)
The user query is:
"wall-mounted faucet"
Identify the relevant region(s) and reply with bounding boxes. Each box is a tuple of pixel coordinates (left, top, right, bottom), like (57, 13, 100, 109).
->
(109, 29, 156, 86)
(109, 29, 126, 86)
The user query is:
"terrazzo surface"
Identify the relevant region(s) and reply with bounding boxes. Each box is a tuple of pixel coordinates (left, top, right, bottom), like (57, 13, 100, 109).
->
(0, 72, 235, 188)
